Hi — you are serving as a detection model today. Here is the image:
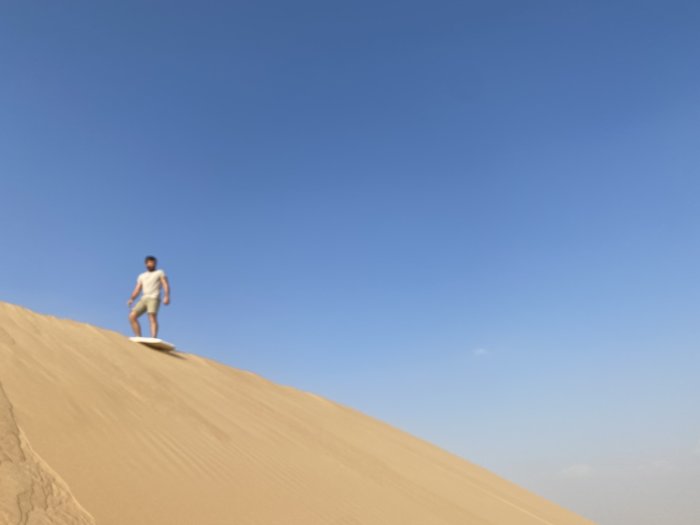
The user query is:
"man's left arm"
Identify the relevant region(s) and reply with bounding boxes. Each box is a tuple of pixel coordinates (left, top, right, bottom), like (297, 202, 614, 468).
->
(161, 274, 171, 305)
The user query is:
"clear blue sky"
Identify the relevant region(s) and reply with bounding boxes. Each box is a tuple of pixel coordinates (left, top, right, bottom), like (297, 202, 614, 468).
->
(2, 2, 700, 523)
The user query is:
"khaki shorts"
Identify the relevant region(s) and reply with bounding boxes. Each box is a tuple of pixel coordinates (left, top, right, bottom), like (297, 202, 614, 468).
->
(132, 297, 160, 317)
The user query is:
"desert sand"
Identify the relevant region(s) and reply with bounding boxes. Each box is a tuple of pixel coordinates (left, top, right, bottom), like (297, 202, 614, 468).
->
(0, 302, 595, 524)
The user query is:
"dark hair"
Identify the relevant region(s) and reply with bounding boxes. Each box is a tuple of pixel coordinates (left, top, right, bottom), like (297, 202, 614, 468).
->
(145, 255, 157, 263)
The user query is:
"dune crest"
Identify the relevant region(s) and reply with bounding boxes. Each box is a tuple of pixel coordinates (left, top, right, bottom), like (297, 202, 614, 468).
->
(0, 381, 95, 525)
(0, 302, 595, 524)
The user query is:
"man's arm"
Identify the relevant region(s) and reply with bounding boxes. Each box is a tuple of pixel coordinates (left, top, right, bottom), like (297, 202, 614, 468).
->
(127, 282, 142, 307)
(161, 275, 171, 305)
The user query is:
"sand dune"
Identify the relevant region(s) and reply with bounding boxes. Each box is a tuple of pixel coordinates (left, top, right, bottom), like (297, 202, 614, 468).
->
(0, 302, 595, 524)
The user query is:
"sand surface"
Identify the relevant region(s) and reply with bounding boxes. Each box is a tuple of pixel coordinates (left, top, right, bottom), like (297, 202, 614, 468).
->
(0, 302, 595, 524)
(0, 381, 94, 524)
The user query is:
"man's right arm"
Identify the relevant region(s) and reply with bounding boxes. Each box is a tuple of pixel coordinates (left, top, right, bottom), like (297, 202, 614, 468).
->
(127, 281, 142, 307)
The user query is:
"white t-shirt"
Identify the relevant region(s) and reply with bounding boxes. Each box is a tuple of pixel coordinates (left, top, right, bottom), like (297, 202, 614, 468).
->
(138, 269, 166, 299)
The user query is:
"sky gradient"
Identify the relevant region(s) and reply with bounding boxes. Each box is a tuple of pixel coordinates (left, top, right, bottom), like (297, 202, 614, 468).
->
(3, 2, 700, 523)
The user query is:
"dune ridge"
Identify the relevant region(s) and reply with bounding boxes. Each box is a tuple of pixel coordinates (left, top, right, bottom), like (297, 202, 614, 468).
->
(0, 302, 595, 524)
(0, 380, 95, 524)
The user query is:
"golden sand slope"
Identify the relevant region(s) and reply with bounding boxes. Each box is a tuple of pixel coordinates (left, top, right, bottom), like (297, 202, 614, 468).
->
(0, 381, 94, 524)
(0, 302, 595, 525)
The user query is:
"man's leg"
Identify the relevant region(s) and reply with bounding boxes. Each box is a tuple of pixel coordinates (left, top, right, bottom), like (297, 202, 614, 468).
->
(148, 313, 158, 338)
(129, 311, 142, 336)
(130, 300, 147, 336)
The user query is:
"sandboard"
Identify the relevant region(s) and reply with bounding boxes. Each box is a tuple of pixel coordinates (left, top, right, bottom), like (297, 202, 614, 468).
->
(129, 337, 176, 352)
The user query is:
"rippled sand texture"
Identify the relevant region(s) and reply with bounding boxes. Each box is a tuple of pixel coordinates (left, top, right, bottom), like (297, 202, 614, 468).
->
(0, 302, 595, 525)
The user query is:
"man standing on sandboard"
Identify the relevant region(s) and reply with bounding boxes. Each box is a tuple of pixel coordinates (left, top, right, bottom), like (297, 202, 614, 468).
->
(128, 255, 171, 338)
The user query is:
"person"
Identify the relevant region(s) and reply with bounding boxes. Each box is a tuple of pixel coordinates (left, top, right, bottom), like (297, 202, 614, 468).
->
(128, 256, 170, 338)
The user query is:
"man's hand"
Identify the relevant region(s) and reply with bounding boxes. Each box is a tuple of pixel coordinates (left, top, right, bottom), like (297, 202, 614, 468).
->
(127, 298, 134, 307)
(161, 276, 170, 306)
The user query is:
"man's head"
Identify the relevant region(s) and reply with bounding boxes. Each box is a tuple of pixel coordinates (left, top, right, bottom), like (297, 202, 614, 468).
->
(145, 256, 157, 271)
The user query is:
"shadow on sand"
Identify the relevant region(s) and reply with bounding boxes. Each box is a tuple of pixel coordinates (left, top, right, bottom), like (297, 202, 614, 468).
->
(146, 348, 187, 360)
